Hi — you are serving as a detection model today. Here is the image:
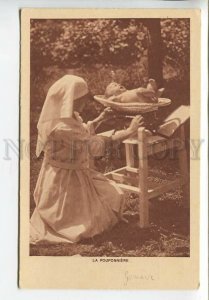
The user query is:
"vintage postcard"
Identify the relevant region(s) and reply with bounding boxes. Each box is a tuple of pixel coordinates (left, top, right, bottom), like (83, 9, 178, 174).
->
(20, 8, 200, 289)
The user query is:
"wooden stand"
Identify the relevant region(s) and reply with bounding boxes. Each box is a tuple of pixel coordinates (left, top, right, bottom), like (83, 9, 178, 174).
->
(105, 125, 189, 228)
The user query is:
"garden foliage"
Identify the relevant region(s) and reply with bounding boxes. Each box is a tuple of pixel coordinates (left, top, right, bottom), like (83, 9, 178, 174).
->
(31, 18, 189, 78)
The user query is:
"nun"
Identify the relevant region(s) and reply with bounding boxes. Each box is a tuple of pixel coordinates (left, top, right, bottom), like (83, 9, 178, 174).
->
(30, 75, 143, 244)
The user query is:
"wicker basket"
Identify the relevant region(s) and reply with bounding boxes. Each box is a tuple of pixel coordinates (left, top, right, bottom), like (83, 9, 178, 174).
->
(93, 95, 171, 114)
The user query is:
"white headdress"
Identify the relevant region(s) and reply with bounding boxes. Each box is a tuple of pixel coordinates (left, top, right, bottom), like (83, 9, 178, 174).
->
(36, 75, 89, 157)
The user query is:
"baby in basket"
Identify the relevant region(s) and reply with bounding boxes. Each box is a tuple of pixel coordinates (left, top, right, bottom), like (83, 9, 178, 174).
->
(105, 79, 164, 104)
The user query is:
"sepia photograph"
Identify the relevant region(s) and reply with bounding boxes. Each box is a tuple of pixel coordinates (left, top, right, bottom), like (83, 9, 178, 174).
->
(20, 8, 200, 289)
(29, 17, 190, 257)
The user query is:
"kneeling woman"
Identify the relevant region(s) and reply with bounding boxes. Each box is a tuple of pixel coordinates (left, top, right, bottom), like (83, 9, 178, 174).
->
(30, 75, 143, 244)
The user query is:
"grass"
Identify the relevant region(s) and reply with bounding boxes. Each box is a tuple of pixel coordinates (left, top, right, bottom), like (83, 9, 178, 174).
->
(30, 64, 190, 257)
(30, 152, 190, 257)
(30, 187, 190, 257)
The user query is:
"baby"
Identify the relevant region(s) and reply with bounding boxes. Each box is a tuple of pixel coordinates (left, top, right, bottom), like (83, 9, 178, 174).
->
(105, 79, 164, 104)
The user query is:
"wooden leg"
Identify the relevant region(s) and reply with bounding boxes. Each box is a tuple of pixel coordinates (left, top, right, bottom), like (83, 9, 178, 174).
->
(138, 127, 149, 228)
(125, 143, 135, 167)
(177, 125, 189, 207)
(125, 143, 136, 187)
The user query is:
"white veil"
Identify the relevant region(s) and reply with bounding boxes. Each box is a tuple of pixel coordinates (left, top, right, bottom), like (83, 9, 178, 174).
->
(36, 75, 89, 157)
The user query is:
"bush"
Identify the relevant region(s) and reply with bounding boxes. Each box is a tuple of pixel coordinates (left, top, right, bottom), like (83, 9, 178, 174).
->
(161, 18, 190, 79)
(31, 19, 149, 73)
(31, 18, 190, 80)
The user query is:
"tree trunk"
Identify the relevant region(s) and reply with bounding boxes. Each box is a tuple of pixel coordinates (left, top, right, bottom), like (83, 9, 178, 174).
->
(142, 19, 164, 87)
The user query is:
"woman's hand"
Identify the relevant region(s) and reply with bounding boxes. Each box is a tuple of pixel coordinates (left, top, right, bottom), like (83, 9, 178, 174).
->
(98, 107, 114, 120)
(128, 115, 144, 133)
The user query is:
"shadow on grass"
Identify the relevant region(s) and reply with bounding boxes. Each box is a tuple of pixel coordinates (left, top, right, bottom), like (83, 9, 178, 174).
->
(30, 197, 190, 257)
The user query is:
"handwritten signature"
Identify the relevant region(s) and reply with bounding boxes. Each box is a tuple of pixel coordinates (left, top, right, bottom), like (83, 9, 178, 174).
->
(124, 271, 155, 287)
